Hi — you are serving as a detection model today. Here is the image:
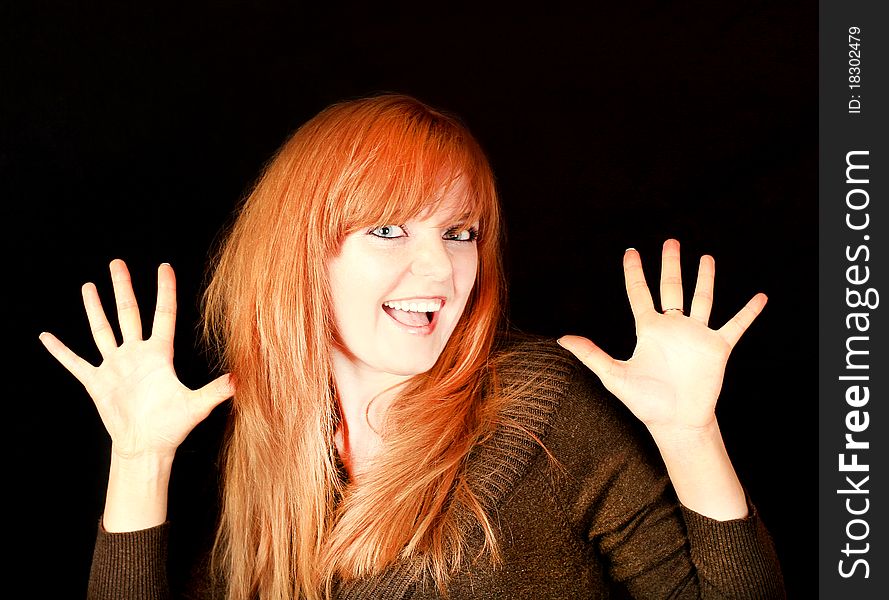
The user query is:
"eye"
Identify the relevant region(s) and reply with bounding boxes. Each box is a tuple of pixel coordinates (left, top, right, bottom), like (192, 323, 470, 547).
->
(369, 224, 406, 239)
(444, 226, 479, 242)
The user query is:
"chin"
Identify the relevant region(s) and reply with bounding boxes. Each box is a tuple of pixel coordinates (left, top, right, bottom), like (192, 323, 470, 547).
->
(389, 342, 448, 374)
(387, 355, 440, 376)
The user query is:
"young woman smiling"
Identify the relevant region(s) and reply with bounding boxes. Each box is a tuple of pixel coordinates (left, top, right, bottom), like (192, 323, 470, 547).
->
(40, 95, 784, 599)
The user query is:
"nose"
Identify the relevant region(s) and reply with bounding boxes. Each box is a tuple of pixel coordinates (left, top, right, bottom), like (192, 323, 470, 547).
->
(410, 237, 453, 281)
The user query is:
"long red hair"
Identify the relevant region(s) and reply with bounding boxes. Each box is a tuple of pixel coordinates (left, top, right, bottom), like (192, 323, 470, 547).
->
(203, 94, 507, 599)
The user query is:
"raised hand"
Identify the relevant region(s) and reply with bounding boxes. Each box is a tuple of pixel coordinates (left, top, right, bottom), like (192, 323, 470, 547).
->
(40, 260, 234, 461)
(558, 240, 765, 520)
(558, 239, 766, 439)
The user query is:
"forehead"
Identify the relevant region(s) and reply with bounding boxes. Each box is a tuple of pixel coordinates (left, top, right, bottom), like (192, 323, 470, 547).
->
(334, 169, 486, 244)
(415, 179, 476, 223)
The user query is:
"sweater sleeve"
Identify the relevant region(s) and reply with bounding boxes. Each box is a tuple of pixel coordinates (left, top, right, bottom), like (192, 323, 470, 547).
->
(88, 521, 171, 600)
(553, 362, 786, 599)
(679, 503, 786, 598)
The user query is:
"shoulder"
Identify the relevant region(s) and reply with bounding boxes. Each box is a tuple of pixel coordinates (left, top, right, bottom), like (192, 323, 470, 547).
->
(488, 330, 627, 432)
(484, 328, 664, 491)
(489, 329, 583, 390)
(467, 331, 649, 504)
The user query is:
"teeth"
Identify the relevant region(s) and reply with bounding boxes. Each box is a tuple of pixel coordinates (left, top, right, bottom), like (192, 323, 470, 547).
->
(384, 299, 442, 312)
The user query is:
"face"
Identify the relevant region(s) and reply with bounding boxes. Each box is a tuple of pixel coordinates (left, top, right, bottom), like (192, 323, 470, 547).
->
(326, 181, 480, 389)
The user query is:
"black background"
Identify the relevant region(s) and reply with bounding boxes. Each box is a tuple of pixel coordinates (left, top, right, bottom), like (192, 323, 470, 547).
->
(4, 2, 816, 597)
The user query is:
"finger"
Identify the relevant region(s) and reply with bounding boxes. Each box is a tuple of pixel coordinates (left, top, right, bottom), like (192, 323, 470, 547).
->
(659, 239, 683, 313)
(81, 282, 118, 358)
(191, 373, 236, 418)
(38, 332, 95, 386)
(623, 248, 655, 319)
(557, 335, 623, 390)
(689, 255, 715, 325)
(110, 259, 143, 342)
(717, 293, 768, 348)
(151, 263, 177, 345)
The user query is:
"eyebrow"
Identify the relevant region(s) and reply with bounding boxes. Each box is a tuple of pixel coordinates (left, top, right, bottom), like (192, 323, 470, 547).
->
(435, 211, 475, 226)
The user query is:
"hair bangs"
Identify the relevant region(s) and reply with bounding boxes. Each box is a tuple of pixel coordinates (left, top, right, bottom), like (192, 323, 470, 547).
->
(321, 103, 495, 245)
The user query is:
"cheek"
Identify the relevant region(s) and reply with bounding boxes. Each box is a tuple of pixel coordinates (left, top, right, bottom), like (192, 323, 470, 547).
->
(454, 250, 479, 294)
(329, 248, 403, 312)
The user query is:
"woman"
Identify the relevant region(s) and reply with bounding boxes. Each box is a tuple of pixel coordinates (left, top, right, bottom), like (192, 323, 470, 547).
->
(40, 94, 784, 599)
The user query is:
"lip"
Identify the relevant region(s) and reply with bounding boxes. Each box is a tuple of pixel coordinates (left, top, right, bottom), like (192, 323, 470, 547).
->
(382, 295, 447, 304)
(381, 298, 445, 336)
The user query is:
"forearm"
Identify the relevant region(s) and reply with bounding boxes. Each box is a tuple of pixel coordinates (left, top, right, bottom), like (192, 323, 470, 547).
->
(102, 452, 174, 532)
(650, 421, 748, 521)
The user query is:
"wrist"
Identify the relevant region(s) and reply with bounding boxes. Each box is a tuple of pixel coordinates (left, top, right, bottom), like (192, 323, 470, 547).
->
(103, 451, 174, 533)
(647, 418, 721, 452)
(649, 422, 731, 474)
(110, 447, 176, 469)
(648, 420, 748, 520)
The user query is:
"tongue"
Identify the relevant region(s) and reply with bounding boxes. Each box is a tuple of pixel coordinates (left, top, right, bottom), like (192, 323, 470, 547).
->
(384, 306, 431, 327)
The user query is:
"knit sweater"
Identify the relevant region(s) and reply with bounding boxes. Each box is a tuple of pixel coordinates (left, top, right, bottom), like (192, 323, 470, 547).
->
(89, 334, 785, 599)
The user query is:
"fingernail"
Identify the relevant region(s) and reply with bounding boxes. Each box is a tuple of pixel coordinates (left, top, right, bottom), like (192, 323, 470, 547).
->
(161, 262, 171, 266)
(624, 247, 635, 253)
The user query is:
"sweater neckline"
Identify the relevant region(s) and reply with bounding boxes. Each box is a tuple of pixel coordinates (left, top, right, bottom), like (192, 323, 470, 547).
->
(333, 334, 579, 599)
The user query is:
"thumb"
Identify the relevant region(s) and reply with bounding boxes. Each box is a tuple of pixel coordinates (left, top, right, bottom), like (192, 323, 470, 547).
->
(192, 373, 236, 416)
(557, 335, 619, 386)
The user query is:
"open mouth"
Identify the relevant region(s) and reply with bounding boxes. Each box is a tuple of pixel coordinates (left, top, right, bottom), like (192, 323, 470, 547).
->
(381, 299, 443, 331)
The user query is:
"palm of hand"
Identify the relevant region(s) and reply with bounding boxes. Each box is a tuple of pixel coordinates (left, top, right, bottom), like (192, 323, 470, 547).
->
(614, 311, 731, 431)
(560, 240, 766, 436)
(86, 338, 196, 458)
(40, 260, 234, 459)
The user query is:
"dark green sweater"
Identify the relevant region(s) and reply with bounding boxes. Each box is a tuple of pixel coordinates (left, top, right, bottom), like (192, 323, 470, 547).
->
(89, 335, 785, 599)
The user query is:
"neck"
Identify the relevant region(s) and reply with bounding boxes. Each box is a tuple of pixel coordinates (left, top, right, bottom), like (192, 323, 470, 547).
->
(330, 345, 411, 480)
